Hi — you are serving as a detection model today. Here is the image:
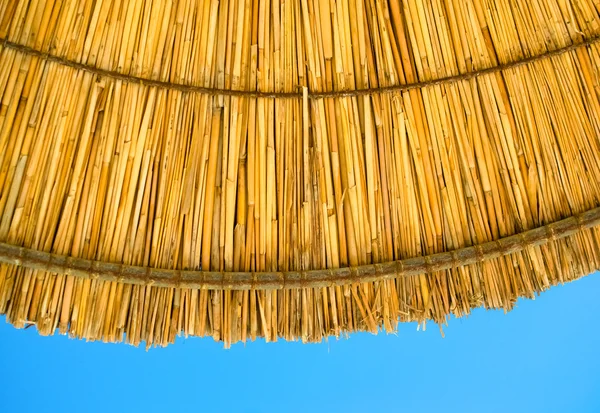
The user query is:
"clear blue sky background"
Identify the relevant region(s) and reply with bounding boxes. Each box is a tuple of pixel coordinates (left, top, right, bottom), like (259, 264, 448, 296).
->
(1, 273, 599, 413)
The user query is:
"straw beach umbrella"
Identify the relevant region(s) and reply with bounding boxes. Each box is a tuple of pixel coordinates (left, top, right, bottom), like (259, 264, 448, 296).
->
(1, 0, 600, 348)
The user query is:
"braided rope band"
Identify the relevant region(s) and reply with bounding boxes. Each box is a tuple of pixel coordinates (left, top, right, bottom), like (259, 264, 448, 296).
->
(2, 35, 600, 99)
(0, 207, 598, 290)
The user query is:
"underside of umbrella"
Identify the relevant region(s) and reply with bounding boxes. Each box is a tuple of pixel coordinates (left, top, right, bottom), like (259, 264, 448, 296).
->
(1, 0, 600, 348)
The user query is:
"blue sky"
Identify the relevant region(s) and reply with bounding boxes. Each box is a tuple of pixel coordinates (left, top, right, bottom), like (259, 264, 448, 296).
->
(1, 273, 599, 413)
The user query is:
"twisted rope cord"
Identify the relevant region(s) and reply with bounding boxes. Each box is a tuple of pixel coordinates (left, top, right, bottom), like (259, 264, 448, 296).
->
(2, 35, 600, 99)
(0, 207, 598, 290)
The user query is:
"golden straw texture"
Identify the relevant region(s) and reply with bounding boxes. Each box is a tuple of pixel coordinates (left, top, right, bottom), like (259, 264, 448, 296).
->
(1, 0, 600, 347)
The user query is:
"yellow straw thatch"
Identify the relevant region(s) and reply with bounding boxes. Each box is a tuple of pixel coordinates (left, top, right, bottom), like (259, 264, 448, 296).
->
(1, 0, 600, 348)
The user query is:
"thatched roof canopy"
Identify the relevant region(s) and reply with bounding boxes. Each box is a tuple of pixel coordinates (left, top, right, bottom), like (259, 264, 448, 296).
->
(1, 0, 600, 347)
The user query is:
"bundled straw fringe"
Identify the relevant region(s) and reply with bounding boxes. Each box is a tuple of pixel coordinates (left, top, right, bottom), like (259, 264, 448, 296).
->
(1, 0, 600, 347)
